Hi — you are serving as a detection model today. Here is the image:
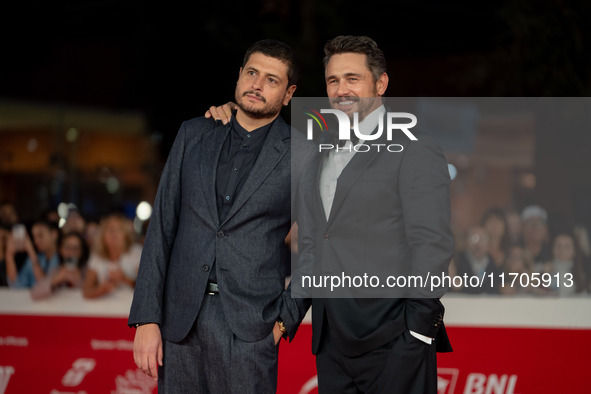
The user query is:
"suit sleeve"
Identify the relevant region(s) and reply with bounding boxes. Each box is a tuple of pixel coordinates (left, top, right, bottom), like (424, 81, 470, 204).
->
(398, 135, 454, 338)
(280, 204, 313, 341)
(128, 122, 187, 327)
(279, 285, 311, 342)
(278, 148, 317, 341)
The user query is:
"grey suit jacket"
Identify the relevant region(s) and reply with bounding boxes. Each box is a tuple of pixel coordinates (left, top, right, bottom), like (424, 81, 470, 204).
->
(295, 126, 454, 357)
(129, 115, 309, 343)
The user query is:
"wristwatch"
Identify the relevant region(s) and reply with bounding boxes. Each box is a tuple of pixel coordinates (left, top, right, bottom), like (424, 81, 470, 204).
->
(277, 319, 287, 337)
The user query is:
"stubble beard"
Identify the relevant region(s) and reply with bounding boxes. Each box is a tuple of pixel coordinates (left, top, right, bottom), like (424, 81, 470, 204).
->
(235, 89, 284, 120)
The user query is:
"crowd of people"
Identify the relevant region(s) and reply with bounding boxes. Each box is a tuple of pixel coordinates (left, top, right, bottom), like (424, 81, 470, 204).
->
(2, 198, 589, 299)
(0, 200, 142, 300)
(450, 205, 591, 296)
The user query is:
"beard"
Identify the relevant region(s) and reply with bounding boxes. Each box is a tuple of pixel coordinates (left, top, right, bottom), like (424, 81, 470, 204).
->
(235, 89, 284, 119)
(329, 84, 380, 121)
(330, 96, 382, 122)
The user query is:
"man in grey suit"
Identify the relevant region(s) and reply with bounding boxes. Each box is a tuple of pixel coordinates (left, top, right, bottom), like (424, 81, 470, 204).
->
(128, 39, 310, 393)
(296, 36, 454, 394)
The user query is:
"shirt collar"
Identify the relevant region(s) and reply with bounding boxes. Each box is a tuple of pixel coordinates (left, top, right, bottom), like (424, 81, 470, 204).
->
(231, 112, 274, 140)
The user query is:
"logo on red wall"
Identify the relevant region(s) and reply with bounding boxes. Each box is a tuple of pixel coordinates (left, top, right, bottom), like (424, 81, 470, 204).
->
(464, 373, 518, 394)
(0, 366, 15, 394)
(62, 358, 96, 387)
(112, 369, 157, 394)
(437, 370, 519, 394)
(437, 368, 459, 394)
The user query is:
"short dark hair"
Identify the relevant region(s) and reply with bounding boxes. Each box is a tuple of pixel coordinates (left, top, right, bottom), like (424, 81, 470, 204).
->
(32, 217, 59, 232)
(323, 35, 387, 83)
(242, 39, 300, 87)
(31, 217, 61, 247)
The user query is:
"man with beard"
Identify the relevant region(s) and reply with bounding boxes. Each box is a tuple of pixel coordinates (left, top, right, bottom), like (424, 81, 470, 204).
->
(206, 36, 453, 393)
(129, 39, 310, 393)
(300, 35, 454, 394)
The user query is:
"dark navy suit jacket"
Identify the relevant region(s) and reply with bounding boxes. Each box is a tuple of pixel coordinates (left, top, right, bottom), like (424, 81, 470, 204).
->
(129, 115, 309, 343)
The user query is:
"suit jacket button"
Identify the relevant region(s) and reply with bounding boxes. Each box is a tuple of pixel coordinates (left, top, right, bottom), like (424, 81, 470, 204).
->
(217, 231, 225, 238)
(202, 265, 210, 272)
(323, 232, 330, 239)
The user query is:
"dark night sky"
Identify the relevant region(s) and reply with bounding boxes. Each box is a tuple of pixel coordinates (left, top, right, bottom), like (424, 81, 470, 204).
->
(2, 0, 590, 153)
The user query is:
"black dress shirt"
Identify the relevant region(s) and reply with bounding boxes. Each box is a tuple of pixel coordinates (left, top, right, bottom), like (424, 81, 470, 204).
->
(209, 114, 274, 283)
(216, 115, 273, 221)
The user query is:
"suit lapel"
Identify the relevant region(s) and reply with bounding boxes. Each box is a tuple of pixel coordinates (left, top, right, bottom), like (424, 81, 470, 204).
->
(220, 117, 290, 227)
(199, 122, 231, 228)
(315, 149, 331, 223)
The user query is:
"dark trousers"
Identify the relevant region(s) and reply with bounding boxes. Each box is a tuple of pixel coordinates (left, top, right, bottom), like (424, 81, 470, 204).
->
(316, 323, 437, 394)
(158, 294, 280, 393)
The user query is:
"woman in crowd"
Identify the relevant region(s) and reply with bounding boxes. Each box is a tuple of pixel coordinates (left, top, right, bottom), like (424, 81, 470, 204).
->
(481, 207, 509, 269)
(83, 213, 142, 299)
(450, 225, 502, 294)
(538, 233, 588, 296)
(5, 218, 60, 288)
(499, 244, 534, 296)
(31, 231, 89, 299)
(0, 224, 8, 286)
(1, 201, 23, 286)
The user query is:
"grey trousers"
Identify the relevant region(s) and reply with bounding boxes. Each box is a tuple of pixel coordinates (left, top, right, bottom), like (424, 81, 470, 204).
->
(158, 294, 280, 393)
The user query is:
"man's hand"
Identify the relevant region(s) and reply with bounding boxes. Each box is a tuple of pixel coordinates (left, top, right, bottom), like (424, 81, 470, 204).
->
(51, 267, 74, 287)
(133, 323, 163, 380)
(5, 233, 15, 256)
(57, 267, 81, 287)
(23, 232, 35, 254)
(204, 102, 237, 125)
(108, 268, 125, 284)
(285, 222, 299, 254)
(95, 280, 116, 296)
(272, 321, 283, 345)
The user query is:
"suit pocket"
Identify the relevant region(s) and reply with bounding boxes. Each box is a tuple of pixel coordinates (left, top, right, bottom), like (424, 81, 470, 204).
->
(403, 330, 429, 346)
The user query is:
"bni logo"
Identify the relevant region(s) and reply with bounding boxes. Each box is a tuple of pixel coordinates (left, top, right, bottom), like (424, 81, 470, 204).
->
(304, 108, 418, 152)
